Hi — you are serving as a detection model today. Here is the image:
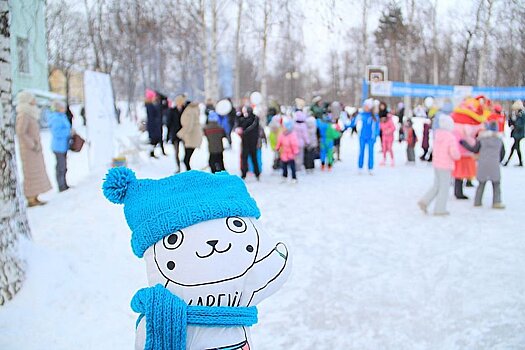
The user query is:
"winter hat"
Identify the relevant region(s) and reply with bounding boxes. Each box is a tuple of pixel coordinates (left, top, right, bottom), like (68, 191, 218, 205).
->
(103, 168, 261, 258)
(493, 104, 502, 113)
(438, 114, 454, 131)
(363, 98, 374, 110)
(207, 111, 219, 123)
(486, 120, 498, 132)
(512, 100, 524, 111)
(145, 89, 157, 101)
(283, 117, 294, 131)
(312, 96, 322, 104)
(16, 91, 35, 105)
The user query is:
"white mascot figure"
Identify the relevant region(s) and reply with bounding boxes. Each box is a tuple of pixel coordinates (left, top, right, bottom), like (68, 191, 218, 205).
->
(103, 168, 291, 350)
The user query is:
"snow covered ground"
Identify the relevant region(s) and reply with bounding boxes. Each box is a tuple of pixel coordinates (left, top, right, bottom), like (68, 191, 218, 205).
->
(1, 121, 525, 350)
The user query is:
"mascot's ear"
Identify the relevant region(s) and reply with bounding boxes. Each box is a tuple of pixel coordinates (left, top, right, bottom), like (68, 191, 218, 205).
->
(103, 167, 136, 204)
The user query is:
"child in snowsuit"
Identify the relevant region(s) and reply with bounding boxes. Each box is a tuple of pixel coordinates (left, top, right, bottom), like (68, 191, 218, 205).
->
(379, 113, 396, 166)
(420, 121, 431, 161)
(203, 111, 226, 173)
(404, 119, 418, 163)
(418, 114, 460, 216)
(460, 121, 505, 209)
(349, 99, 379, 173)
(317, 115, 341, 170)
(276, 119, 299, 182)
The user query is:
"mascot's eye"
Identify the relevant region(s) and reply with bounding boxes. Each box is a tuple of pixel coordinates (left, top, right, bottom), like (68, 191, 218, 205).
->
(163, 230, 184, 250)
(226, 217, 247, 234)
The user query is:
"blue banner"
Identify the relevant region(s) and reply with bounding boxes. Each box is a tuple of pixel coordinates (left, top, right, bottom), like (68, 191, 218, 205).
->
(369, 81, 525, 101)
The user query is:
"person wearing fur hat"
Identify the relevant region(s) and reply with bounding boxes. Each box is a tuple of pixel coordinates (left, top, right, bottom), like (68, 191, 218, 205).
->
(418, 114, 460, 216)
(177, 102, 203, 171)
(203, 111, 226, 173)
(102, 168, 290, 350)
(276, 118, 299, 183)
(310, 96, 325, 119)
(460, 121, 506, 208)
(48, 100, 72, 192)
(503, 100, 524, 167)
(15, 91, 52, 206)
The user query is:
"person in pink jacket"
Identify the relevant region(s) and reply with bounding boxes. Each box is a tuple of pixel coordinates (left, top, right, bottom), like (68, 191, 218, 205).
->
(379, 114, 396, 166)
(276, 118, 300, 183)
(293, 110, 310, 171)
(418, 113, 460, 216)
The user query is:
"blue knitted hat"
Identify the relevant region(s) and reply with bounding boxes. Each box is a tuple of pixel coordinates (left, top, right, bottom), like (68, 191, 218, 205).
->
(102, 168, 261, 258)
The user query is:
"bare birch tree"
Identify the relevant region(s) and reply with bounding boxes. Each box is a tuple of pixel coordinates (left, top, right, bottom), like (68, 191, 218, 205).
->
(477, 0, 494, 86)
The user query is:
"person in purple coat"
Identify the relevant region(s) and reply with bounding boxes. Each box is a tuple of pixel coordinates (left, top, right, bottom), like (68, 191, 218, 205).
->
(293, 110, 310, 171)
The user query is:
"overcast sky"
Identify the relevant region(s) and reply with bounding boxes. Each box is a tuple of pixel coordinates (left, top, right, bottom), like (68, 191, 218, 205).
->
(301, 0, 471, 71)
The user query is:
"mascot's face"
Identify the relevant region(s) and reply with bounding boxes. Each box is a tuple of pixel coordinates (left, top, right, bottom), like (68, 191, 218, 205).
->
(152, 217, 260, 287)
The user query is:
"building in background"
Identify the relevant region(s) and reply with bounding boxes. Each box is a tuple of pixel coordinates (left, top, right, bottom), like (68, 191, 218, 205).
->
(49, 68, 84, 104)
(9, 0, 50, 98)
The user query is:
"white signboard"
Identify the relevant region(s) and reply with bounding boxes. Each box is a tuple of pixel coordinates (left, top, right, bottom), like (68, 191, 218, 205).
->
(453, 85, 473, 104)
(371, 81, 393, 97)
(84, 71, 117, 170)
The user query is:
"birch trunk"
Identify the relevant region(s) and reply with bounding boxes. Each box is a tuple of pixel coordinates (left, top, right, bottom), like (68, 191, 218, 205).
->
(432, 0, 439, 85)
(477, 0, 493, 86)
(259, 0, 270, 117)
(234, 0, 243, 104)
(403, 0, 415, 117)
(199, 0, 212, 100)
(0, 0, 31, 306)
(210, 0, 219, 101)
(355, 0, 369, 105)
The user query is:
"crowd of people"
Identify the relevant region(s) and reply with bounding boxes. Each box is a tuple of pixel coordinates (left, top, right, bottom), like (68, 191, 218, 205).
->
(144, 89, 524, 216)
(14, 87, 524, 214)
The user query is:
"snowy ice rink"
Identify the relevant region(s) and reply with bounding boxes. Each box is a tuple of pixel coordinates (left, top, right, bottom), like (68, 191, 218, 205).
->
(1, 123, 524, 349)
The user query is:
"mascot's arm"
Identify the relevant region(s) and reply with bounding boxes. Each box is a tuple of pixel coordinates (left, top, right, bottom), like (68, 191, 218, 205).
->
(245, 242, 290, 305)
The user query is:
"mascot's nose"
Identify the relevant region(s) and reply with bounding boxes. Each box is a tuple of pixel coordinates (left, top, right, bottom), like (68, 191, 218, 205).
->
(206, 240, 219, 247)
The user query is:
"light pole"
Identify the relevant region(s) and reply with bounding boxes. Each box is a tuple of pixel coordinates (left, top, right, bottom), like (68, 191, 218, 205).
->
(285, 71, 300, 106)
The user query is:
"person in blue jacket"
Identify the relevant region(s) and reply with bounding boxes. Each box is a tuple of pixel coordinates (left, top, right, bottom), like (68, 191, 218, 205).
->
(348, 99, 380, 174)
(48, 100, 72, 192)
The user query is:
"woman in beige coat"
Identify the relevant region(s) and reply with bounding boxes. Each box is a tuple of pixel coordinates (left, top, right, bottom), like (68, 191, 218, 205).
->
(16, 91, 52, 206)
(176, 102, 202, 170)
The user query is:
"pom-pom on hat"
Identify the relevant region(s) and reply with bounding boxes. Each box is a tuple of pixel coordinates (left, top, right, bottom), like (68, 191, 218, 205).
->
(103, 168, 261, 258)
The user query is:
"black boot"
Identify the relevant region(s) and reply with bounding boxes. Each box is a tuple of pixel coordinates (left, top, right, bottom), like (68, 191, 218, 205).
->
(466, 179, 474, 187)
(454, 179, 468, 200)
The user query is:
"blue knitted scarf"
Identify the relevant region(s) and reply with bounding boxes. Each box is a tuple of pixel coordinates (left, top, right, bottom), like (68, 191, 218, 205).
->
(131, 285, 258, 350)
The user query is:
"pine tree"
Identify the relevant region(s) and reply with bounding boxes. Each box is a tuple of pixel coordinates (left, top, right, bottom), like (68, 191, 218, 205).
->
(374, 1, 407, 81)
(0, 0, 32, 306)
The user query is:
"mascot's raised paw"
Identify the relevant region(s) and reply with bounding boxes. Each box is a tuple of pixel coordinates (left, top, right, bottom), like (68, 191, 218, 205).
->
(103, 169, 292, 350)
